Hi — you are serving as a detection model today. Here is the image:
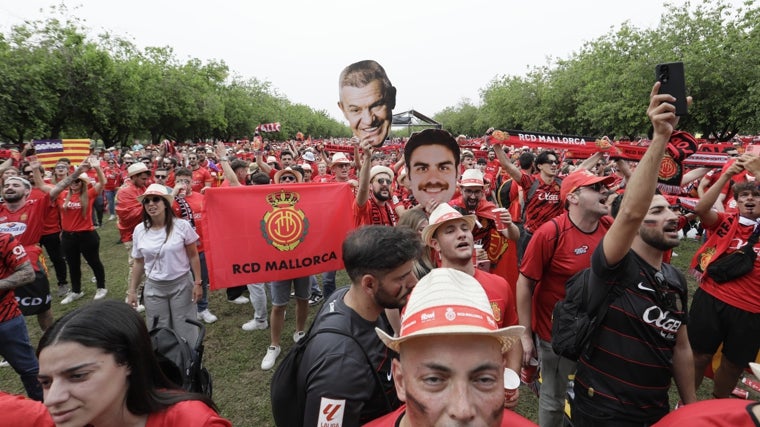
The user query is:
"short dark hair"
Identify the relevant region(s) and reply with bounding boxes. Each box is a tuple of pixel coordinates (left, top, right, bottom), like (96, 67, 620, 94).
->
(339, 60, 396, 110)
(175, 167, 192, 178)
(280, 150, 294, 159)
(535, 150, 558, 165)
(249, 171, 271, 185)
(342, 226, 422, 284)
(229, 159, 247, 172)
(518, 152, 535, 170)
(37, 300, 217, 415)
(733, 181, 760, 196)
(403, 129, 461, 170)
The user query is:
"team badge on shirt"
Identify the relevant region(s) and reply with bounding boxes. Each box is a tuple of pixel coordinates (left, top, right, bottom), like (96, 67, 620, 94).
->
(261, 190, 309, 251)
(318, 397, 345, 426)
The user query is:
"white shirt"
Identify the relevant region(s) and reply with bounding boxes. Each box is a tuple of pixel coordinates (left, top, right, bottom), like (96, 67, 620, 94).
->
(131, 218, 199, 281)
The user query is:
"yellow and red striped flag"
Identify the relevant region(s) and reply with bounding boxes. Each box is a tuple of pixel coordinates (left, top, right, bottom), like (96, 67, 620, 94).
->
(33, 139, 91, 168)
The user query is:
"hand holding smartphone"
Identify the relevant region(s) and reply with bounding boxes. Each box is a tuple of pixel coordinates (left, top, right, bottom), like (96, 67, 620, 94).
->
(655, 62, 688, 116)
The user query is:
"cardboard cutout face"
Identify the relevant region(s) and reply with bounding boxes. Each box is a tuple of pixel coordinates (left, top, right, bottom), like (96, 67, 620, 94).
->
(338, 60, 395, 148)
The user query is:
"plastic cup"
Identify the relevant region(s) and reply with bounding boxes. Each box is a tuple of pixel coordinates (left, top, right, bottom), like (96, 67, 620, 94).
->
(520, 357, 539, 384)
(472, 244, 483, 267)
(492, 208, 508, 231)
(503, 368, 520, 399)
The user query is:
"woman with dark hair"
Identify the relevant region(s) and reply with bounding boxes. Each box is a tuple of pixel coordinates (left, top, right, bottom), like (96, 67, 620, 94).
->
(127, 184, 202, 346)
(32, 159, 107, 304)
(36, 300, 231, 427)
(396, 208, 434, 279)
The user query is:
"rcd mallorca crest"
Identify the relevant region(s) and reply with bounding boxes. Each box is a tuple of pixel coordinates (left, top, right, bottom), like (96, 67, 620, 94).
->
(261, 190, 309, 251)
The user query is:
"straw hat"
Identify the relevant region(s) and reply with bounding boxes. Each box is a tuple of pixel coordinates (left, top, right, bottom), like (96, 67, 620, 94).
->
(136, 184, 174, 204)
(127, 162, 150, 177)
(375, 268, 524, 353)
(459, 168, 485, 187)
(421, 203, 476, 246)
(273, 167, 303, 183)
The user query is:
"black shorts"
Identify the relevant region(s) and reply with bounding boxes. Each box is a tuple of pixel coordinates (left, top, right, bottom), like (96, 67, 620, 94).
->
(15, 270, 51, 316)
(688, 288, 760, 366)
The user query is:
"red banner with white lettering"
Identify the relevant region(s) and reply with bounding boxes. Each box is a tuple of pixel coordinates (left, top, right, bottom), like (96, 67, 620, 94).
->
(201, 183, 356, 289)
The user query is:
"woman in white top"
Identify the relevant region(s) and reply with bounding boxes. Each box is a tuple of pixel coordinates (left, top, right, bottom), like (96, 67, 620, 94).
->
(127, 184, 202, 345)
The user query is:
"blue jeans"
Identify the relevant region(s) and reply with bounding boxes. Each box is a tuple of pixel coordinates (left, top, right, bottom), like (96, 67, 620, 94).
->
(321, 271, 336, 298)
(196, 252, 210, 312)
(105, 189, 117, 216)
(0, 315, 43, 401)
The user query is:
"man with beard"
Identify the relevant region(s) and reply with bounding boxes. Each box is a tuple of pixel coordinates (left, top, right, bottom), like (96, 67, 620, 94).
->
(493, 146, 563, 262)
(689, 154, 760, 399)
(450, 169, 519, 270)
(403, 128, 460, 211)
(2, 171, 86, 331)
(422, 203, 522, 408)
(355, 140, 397, 226)
(187, 151, 212, 193)
(515, 169, 615, 427)
(296, 226, 420, 426)
(338, 60, 396, 148)
(569, 83, 696, 425)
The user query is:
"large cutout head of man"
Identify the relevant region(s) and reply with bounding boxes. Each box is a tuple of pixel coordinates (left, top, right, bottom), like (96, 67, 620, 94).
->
(404, 129, 461, 207)
(338, 60, 396, 148)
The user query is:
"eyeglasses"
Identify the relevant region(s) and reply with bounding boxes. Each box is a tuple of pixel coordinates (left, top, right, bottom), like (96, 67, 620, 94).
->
(155, 175, 167, 179)
(142, 196, 164, 204)
(375, 178, 392, 185)
(335, 164, 350, 169)
(279, 175, 297, 182)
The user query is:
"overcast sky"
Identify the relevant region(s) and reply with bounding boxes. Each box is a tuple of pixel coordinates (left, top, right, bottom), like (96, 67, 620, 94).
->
(0, 0, 748, 124)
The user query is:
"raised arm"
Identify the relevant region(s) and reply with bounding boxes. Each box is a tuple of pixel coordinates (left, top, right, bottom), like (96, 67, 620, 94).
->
(50, 161, 91, 200)
(215, 142, 240, 187)
(355, 140, 373, 208)
(694, 162, 742, 228)
(602, 83, 683, 266)
(493, 144, 522, 181)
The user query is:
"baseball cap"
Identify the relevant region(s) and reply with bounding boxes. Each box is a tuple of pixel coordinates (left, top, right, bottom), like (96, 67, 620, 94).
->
(375, 268, 524, 353)
(559, 169, 616, 204)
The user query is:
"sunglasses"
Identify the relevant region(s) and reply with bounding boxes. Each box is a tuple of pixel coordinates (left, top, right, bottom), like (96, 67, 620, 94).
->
(23, 170, 33, 175)
(279, 175, 297, 182)
(581, 183, 605, 193)
(542, 160, 559, 165)
(155, 175, 167, 179)
(125, 162, 134, 165)
(335, 164, 350, 169)
(142, 196, 164, 204)
(375, 178, 392, 185)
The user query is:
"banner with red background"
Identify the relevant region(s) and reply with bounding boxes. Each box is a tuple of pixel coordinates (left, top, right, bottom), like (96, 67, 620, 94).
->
(201, 183, 356, 289)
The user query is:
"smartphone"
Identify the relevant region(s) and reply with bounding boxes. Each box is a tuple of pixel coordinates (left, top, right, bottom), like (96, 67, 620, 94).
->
(655, 62, 688, 116)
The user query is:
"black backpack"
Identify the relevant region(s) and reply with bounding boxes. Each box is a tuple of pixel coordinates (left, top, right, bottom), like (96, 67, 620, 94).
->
(150, 318, 212, 397)
(550, 268, 619, 361)
(270, 327, 391, 427)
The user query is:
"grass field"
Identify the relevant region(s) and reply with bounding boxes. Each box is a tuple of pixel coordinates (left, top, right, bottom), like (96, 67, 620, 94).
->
(0, 223, 728, 425)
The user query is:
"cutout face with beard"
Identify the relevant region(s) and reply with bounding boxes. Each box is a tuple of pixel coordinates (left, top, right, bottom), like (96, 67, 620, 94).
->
(408, 145, 458, 206)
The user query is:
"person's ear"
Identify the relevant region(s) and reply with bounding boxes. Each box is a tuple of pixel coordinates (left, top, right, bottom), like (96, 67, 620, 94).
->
(360, 273, 377, 296)
(392, 358, 405, 400)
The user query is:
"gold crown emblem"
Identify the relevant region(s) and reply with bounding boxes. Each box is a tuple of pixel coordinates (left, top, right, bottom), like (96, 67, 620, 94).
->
(266, 190, 300, 207)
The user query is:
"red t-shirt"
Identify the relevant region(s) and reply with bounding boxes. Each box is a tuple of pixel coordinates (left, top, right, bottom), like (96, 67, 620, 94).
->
(190, 167, 212, 193)
(0, 392, 53, 426)
(520, 213, 613, 341)
(0, 234, 29, 322)
(0, 195, 49, 271)
(362, 404, 537, 427)
(103, 166, 123, 191)
(652, 399, 760, 427)
(353, 197, 398, 227)
(474, 269, 518, 328)
(699, 212, 760, 313)
(145, 400, 231, 427)
(28, 187, 60, 235)
(172, 192, 205, 253)
(519, 172, 562, 233)
(56, 187, 98, 232)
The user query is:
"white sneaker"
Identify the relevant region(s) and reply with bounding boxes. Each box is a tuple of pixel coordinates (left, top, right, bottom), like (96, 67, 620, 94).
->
(293, 331, 306, 343)
(61, 292, 84, 305)
(261, 346, 281, 370)
(136, 304, 145, 313)
(0, 358, 9, 368)
(91, 276, 96, 283)
(94, 288, 108, 300)
(242, 319, 268, 331)
(197, 309, 218, 324)
(108, 214, 116, 221)
(228, 296, 249, 305)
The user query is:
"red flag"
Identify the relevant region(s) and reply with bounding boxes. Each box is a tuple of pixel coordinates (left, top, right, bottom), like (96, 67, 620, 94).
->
(34, 139, 91, 168)
(201, 183, 356, 289)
